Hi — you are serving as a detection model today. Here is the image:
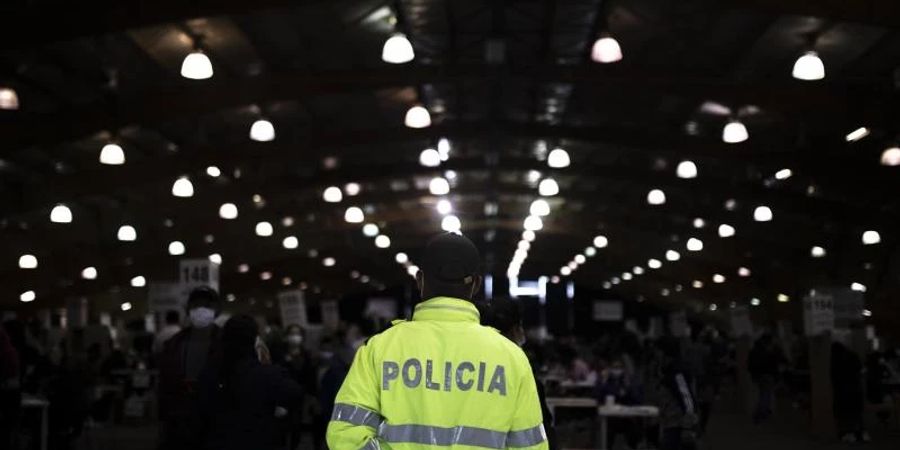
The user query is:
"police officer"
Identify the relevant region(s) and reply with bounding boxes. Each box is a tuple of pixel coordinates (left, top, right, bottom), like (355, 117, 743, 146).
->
(327, 233, 548, 450)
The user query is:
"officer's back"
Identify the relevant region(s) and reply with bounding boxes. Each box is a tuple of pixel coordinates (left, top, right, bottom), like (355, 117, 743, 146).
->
(327, 233, 548, 450)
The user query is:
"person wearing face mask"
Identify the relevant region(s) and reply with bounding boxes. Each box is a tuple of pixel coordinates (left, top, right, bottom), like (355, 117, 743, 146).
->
(596, 356, 643, 449)
(327, 233, 548, 450)
(157, 286, 223, 450)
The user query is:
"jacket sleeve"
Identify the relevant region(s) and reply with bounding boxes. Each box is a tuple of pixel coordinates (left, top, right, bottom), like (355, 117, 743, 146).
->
(508, 359, 550, 450)
(326, 342, 382, 450)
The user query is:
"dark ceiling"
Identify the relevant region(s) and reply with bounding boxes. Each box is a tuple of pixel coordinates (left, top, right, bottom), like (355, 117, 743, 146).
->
(2, 0, 900, 322)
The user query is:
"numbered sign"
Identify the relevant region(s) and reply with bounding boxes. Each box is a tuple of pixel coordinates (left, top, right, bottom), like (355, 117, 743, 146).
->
(179, 259, 220, 293)
(803, 289, 834, 336)
(278, 290, 308, 327)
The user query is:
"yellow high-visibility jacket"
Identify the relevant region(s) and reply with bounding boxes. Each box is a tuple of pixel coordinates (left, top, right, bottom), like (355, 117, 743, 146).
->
(327, 297, 548, 450)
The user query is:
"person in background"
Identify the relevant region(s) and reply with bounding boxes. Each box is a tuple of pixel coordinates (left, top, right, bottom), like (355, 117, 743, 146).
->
(154, 310, 182, 353)
(831, 341, 868, 443)
(865, 351, 893, 427)
(277, 324, 319, 450)
(158, 287, 223, 450)
(202, 315, 304, 450)
(748, 334, 781, 424)
(596, 355, 643, 449)
(0, 323, 21, 450)
(481, 297, 558, 450)
(654, 337, 698, 450)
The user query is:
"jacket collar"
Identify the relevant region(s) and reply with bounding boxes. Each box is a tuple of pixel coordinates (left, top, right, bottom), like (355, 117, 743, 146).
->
(412, 297, 480, 323)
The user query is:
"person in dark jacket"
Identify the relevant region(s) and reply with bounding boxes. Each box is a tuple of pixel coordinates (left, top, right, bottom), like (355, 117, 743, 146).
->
(748, 334, 781, 423)
(480, 297, 558, 450)
(831, 342, 868, 443)
(157, 287, 224, 450)
(202, 315, 303, 450)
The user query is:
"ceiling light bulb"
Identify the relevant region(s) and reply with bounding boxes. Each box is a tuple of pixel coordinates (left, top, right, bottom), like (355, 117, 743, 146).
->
(560, 266, 572, 276)
(362, 223, 380, 237)
(219, 203, 238, 219)
(687, 238, 703, 251)
(395, 252, 409, 264)
(751, 298, 761, 306)
(666, 250, 681, 261)
(99, 143, 125, 165)
(647, 189, 666, 205)
(775, 168, 793, 180)
(18, 254, 37, 269)
(428, 177, 450, 196)
(724, 198, 738, 211)
(260, 271, 272, 280)
(249, 119, 275, 142)
(117, 225, 137, 241)
(523, 215, 543, 231)
(845, 127, 869, 142)
(713, 274, 725, 283)
(518, 241, 531, 251)
(255, 221, 274, 236)
(344, 183, 361, 196)
(407, 265, 419, 277)
(648, 259, 662, 269)
(693, 280, 704, 289)
(208, 253, 222, 265)
(575, 254, 586, 264)
(405, 105, 431, 128)
(622, 272, 633, 281)
(283, 236, 299, 249)
(121, 301, 134, 311)
(168, 241, 185, 255)
(20, 290, 35, 303)
(677, 160, 698, 179)
(851, 282, 866, 293)
(206, 166, 221, 177)
(323, 257, 336, 267)
(792, 51, 825, 81)
(862, 230, 881, 245)
(530, 199, 551, 216)
(238, 264, 249, 273)
(172, 176, 194, 197)
(181, 50, 213, 79)
(81, 266, 98, 279)
(441, 215, 461, 232)
(382, 33, 415, 63)
(777, 293, 790, 303)
(344, 207, 364, 223)
(323, 186, 343, 203)
(590, 35, 623, 63)
(585, 247, 597, 257)
(522, 230, 536, 242)
(709, 303, 717, 311)
(633, 266, 644, 275)
(718, 224, 736, 238)
(50, 204, 72, 223)
(722, 120, 749, 144)
(880, 147, 900, 166)
(436, 199, 453, 215)
(738, 267, 751, 277)
(811, 246, 826, 258)
(693, 218, 705, 229)
(753, 206, 773, 222)
(375, 235, 391, 248)
(130, 275, 146, 287)
(593, 235, 608, 248)
(547, 148, 570, 168)
(538, 178, 559, 196)
(0, 87, 20, 110)
(419, 148, 441, 167)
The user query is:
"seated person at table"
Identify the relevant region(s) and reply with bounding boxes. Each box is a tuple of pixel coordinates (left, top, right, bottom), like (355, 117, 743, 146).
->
(596, 356, 643, 449)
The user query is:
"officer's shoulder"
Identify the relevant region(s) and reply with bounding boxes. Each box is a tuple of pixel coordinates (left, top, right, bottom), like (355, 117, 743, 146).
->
(477, 325, 530, 361)
(361, 319, 409, 346)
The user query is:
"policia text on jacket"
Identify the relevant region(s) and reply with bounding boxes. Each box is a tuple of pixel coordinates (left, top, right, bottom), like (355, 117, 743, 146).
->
(382, 359, 508, 395)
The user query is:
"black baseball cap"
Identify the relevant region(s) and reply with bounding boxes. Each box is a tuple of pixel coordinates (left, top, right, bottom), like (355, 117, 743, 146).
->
(421, 233, 481, 284)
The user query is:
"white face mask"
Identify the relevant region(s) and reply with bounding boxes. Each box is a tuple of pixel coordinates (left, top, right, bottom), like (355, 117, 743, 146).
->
(189, 307, 216, 328)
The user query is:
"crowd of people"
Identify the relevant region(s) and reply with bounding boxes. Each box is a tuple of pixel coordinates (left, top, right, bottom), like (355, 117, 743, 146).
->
(1, 288, 899, 449)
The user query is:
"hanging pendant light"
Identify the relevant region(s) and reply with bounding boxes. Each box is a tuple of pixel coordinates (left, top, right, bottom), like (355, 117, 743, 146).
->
(117, 225, 137, 241)
(722, 120, 749, 143)
(0, 87, 20, 110)
(792, 51, 825, 81)
(880, 147, 900, 166)
(180, 50, 213, 80)
(382, 33, 415, 64)
(172, 176, 194, 198)
(404, 105, 431, 128)
(547, 148, 571, 168)
(99, 143, 125, 165)
(249, 118, 275, 142)
(591, 34, 623, 63)
(50, 204, 72, 223)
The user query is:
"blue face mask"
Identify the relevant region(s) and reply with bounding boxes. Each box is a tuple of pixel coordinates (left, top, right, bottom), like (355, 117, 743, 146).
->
(189, 307, 216, 328)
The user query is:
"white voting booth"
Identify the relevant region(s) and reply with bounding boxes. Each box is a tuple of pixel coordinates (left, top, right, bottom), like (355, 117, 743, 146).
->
(278, 290, 308, 327)
(803, 289, 835, 336)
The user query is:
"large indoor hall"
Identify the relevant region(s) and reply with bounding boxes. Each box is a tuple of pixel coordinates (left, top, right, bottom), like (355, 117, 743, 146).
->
(1, 1, 900, 450)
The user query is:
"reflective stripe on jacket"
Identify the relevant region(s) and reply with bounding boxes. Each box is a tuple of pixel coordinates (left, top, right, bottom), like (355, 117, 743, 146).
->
(326, 297, 548, 450)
